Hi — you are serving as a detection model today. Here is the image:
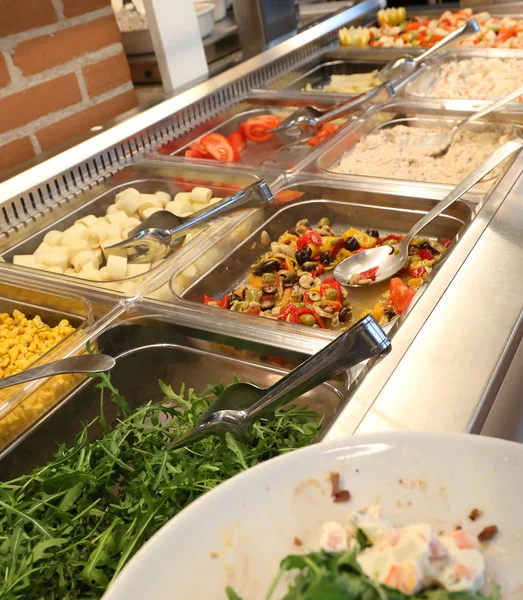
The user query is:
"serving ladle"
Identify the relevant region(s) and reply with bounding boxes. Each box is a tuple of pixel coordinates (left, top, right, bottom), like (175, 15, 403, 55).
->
(165, 315, 391, 451)
(268, 19, 479, 137)
(0, 354, 116, 391)
(106, 180, 275, 263)
(333, 137, 523, 288)
(428, 83, 523, 157)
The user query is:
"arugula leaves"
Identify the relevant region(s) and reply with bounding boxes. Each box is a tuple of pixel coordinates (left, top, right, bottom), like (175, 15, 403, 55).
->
(229, 549, 501, 600)
(0, 371, 321, 599)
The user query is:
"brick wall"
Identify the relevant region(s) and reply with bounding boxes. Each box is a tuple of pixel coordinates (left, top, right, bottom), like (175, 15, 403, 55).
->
(0, 0, 138, 178)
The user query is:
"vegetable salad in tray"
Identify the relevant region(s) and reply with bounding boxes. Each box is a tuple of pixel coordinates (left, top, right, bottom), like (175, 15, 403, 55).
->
(181, 184, 471, 333)
(339, 8, 523, 49)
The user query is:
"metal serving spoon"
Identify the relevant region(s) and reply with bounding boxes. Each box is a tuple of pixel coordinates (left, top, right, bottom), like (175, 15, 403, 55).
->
(0, 354, 116, 391)
(268, 19, 479, 137)
(165, 315, 391, 451)
(428, 84, 523, 157)
(334, 137, 523, 288)
(106, 180, 275, 263)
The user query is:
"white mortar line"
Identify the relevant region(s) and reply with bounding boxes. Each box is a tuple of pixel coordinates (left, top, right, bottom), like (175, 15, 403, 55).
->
(0, 43, 124, 99)
(0, 6, 114, 51)
(0, 82, 135, 148)
(50, 0, 66, 21)
(30, 134, 42, 154)
(76, 70, 90, 102)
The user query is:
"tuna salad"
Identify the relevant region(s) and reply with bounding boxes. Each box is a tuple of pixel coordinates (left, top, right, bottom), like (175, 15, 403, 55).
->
(331, 125, 511, 185)
(409, 57, 523, 100)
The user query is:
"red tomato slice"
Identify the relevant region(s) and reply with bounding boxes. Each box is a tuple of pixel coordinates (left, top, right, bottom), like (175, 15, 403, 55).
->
(240, 115, 281, 143)
(227, 131, 246, 154)
(389, 278, 416, 314)
(407, 21, 421, 30)
(199, 133, 235, 162)
(273, 190, 303, 204)
(185, 148, 207, 159)
(359, 266, 379, 281)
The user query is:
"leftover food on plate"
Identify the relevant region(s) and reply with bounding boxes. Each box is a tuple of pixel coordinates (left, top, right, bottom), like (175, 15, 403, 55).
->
(0, 370, 321, 598)
(304, 71, 381, 95)
(339, 8, 523, 49)
(228, 504, 500, 599)
(331, 125, 510, 185)
(409, 57, 523, 101)
(11, 186, 221, 292)
(184, 115, 282, 162)
(202, 217, 448, 329)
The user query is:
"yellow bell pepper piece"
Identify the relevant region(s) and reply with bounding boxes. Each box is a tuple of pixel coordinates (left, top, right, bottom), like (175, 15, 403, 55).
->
(342, 227, 377, 249)
(248, 273, 263, 289)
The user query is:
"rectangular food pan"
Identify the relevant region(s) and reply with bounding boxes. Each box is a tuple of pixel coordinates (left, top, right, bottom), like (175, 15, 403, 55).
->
(0, 160, 260, 298)
(160, 91, 351, 174)
(403, 49, 523, 106)
(167, 177, 473, 337)
(313, 100, 523, 199)
(0, 315, 345, 480)
(0, 279, 92, 452)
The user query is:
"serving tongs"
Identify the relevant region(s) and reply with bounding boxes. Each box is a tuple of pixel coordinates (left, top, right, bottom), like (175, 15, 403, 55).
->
(106, 180, 275, 263)
(269, 18, 480, 137)
(165, 315, 391, 451)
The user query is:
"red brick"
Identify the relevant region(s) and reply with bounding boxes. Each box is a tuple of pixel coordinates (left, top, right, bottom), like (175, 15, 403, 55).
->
(37, 89, 138, 151)
(13, 16, 122, 76)
(0, 137, 35, 178)
(0, 54, 10, 88)
(82, 51, 132, 98)
(63, 0, 110, 18)
(0, 0, 57, 37)
(0, 74, 81, 135)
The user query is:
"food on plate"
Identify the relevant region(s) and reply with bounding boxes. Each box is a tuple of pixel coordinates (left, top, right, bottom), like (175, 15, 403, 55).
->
(184, 115, 282, 162)
(408, 57, 523, 100)
(339, 7, 523, 49)
(229, 504, 500, 599)
(331, 125, 510, 185)
(304, 71, 381, 95)
(0, 370, 321, 598)
(202, 217, 448, 329)
(11, 186, 221, 291)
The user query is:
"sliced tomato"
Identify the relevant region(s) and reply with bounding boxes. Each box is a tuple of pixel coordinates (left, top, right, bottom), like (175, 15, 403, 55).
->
(307, 123, 338, 147)
(199, 133, 236, 162)
(240, 115, 281, 143)
(389, 278, 416, 314)
(185, 148, 206, 159)
(274, 190, 303, 204)
(359, 266, 379, 281)
(407, 21, 421, 30)
(228, 130, 246, 154)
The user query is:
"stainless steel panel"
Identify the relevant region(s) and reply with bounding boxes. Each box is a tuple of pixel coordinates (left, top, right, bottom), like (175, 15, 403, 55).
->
(314, 100, 523, 197)
(0, 316, 344, 480)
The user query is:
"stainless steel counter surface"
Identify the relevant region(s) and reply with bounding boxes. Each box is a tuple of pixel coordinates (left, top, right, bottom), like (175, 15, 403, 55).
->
(324, 152, 523, 441)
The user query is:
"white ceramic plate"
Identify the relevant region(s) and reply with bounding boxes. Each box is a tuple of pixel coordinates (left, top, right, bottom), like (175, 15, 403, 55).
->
(103, 432, 523, 599)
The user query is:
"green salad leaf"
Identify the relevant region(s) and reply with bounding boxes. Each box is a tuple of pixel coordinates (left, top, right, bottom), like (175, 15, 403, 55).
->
(230, 549, 501, 600)
(0, 371, 321, 599)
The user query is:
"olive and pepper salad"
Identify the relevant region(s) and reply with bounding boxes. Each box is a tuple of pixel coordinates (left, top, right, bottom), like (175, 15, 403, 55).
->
(203, 218, 451, 330)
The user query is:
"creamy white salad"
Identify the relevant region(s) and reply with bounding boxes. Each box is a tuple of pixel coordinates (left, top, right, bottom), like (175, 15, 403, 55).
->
(320, 505, 488, 596)
(410, 57, 523, 100)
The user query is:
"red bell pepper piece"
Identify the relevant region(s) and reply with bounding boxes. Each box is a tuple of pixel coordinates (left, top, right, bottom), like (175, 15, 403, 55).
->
(320, 276, 342, 302)
(381, 234, 403, 243)
(203, 294, 230, 308)
(296, 231, 323, 251)
(410, 266, 426, 279)
(329, 238, 345, 257)
(359, 266, 379, 281)
(444, 239, 452, 248)
(417, 249, 433, 260)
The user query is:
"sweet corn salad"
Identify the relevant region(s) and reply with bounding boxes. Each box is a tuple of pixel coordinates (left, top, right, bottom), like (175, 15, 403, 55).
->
(0, 310, 75, 379)
(0, 310, 77, 450)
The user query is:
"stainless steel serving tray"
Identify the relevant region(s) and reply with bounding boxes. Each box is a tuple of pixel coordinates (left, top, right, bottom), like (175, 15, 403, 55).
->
(0, 161, 260, 298)
(403, 48, 523, 107)
(174, 177, 472, 336)
(0, 315, 345, 480)
(163, 91, 353, 174)
(312, 99, 523, 199)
